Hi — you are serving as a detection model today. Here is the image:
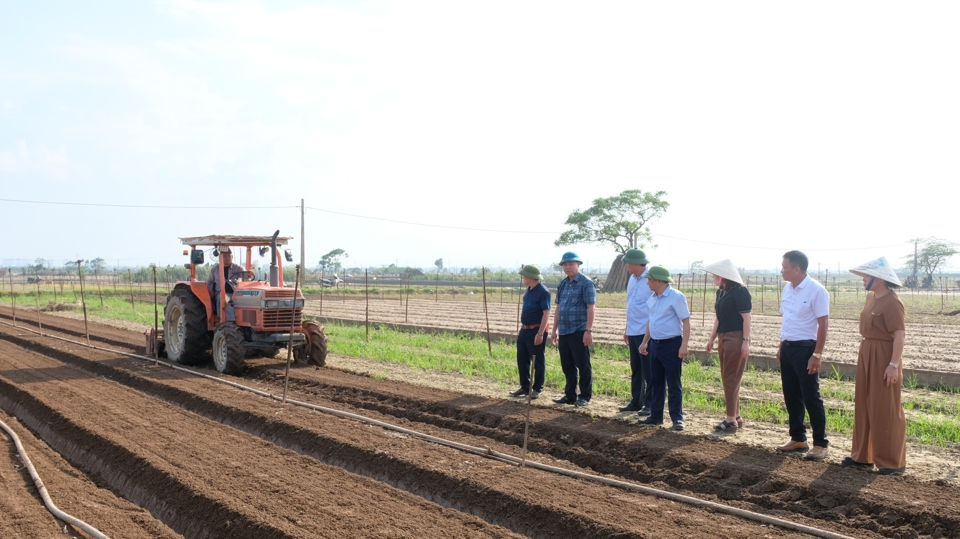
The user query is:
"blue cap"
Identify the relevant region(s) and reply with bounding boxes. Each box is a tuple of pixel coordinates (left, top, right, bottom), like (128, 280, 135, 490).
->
(560, 251, 582, 264)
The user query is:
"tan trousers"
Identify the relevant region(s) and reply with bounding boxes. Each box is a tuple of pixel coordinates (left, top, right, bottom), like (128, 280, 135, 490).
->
(718, 331, 747, 418)
(851, 339, 907, 469)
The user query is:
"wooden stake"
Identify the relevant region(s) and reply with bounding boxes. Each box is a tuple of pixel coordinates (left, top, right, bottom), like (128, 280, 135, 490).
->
(8, 269, 15, 327)
(95, 270, 104, 307)
(520, 355, 535, 468)
(283, 265, 302, 403)
(153, 266, 159, 364)
(365, 269, 370, 342)
(77, 261, 90, 345)
(35, 279, 43, 336)
(127, 269, 135, 310)
(701, 272, 707, 327)
(516, 276, 522, 332)
(481, 267, 492, 356)
(404, 275, 410, 323)
(319, 268, 324, 315)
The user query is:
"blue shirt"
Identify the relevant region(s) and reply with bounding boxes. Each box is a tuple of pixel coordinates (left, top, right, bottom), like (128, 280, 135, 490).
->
(625, 270, 653, 336)
(555, 272, 596, 335)
(646, 285, 690, 339)
(521, 282, 552, 325)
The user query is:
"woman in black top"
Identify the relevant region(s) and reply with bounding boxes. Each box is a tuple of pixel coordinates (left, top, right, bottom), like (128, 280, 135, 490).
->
(704, 259, 752, 432)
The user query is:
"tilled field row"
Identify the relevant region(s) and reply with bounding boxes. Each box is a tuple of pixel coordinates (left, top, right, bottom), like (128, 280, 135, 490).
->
(304, 297, 960, 372)
(3, 312, 959, 538)
(1, 317, 828, 539)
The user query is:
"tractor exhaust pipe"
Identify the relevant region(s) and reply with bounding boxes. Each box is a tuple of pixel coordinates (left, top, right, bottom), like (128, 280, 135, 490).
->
(269, 230, 280, 287)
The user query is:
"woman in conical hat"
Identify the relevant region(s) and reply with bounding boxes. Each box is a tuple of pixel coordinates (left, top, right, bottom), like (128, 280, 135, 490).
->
(703, 259, 751, 433)
(843, 257, 907, 475)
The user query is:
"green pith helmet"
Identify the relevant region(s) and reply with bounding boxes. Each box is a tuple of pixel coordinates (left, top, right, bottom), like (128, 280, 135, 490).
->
(560, 251, 582, 264)
(646, 265, 673, 283)
(519, 264, 544, 281)
(622, 249, 648, 265)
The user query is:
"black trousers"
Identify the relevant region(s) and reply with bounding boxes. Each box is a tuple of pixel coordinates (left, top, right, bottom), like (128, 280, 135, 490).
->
(558, 331, 592, 402)
(516, 329, 546, 392)
(627, 334, 651, 409)
(780, 342, 829, 447)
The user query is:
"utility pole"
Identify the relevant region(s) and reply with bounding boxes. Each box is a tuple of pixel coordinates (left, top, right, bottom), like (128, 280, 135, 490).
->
(913, 238, 919, 279)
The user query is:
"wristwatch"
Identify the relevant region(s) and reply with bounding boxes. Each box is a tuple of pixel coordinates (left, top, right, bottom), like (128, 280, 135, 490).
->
(889, 362, 899, 368)
(812, 352, 822, 359)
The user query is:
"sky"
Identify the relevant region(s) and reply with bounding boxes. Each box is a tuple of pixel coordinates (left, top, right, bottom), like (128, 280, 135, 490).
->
(2, 1, 959, 275)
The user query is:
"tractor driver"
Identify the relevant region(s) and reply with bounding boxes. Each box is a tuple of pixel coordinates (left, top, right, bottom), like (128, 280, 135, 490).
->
(206, 246, 249, 319)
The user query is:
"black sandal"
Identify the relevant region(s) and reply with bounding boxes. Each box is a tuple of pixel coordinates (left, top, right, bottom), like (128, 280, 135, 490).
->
(735, 415, 744, 428)
(715, 419, 738, 432)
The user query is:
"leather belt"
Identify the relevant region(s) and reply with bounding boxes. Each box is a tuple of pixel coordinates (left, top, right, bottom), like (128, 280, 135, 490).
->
(781, 340, 816, 347)
(652, 336, 681, 344)
(521, 324, 541, 330)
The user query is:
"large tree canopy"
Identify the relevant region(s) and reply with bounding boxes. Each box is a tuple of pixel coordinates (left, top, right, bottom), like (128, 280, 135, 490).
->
(904, 237, 958, 287)
(554, 189, 669, 254)
(319, 248, 348, 271)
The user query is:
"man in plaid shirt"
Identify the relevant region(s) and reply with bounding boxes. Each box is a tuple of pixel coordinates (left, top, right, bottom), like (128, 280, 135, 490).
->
(550, 251, 596, 407)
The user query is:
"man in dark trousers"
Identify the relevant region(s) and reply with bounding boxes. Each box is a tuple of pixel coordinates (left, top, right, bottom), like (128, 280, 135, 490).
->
(550, 252, 596, 407)
(511, 264, 551, 399)
(777, 250, 831, 461)
(621, 248, 655, 414)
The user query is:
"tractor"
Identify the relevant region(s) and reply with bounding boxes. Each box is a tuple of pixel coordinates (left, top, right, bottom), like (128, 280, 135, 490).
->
(149, 231, 327, 374)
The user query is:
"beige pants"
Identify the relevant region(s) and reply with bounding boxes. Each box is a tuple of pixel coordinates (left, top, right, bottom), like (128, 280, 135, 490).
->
(718, 331, 747, 418)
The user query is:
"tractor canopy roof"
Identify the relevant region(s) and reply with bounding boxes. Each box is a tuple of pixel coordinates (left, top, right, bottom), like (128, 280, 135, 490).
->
(179, 235, 293, 247)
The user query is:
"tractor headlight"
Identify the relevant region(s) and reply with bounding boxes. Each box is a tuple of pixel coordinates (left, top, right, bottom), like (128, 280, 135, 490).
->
(296, 299, 304, 308)
(264, 300, 280, 308)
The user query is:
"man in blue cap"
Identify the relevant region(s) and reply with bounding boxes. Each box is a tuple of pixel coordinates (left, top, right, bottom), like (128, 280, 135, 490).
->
(550, 251, 596, 406)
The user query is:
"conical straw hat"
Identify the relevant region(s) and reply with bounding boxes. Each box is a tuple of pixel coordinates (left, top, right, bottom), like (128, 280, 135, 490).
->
(703, 259, 743, 285)
(848, 257, 901, 287)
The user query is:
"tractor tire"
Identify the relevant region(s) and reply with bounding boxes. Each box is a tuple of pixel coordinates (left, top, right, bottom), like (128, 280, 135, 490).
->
(163, 288, 211, 365)
(212, 322, 247, 374)
(300, 321, 328, 367)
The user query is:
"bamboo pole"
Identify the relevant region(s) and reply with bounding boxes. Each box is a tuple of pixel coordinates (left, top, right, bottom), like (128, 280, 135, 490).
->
(520, 355, 535, 467)
(283, 265, 302, 403)
(77, 261, 90, 345)
(365, 269, 370, 342)
(8, 269, 15, 327)
(481, 267, 492, 356)
(127, 269, 135, 310)
(95, 270, 104, 307)
(35, 279, 43, 336)
(153, 266, 159, 364)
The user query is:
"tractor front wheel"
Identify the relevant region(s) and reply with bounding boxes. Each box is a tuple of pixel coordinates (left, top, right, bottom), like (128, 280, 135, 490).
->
(212, 322, 247, 374)
(298, 321, 328, 367)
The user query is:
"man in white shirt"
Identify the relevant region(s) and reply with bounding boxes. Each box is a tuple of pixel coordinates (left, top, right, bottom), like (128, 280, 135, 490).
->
(621, 249, 654, 414)
(777, 250, 830, 461)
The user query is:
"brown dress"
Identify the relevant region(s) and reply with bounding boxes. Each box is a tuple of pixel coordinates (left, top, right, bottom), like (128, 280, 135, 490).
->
(850, 291, 907, 469)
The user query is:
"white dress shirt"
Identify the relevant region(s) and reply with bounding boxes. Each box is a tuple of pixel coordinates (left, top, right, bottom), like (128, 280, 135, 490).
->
(780, 275, 830, 341)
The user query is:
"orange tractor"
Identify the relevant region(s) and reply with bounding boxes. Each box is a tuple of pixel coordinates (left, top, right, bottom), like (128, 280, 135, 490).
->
(150, 232, 327, 374)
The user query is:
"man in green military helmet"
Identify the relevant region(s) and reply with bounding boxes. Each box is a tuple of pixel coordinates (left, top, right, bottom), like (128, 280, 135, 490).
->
(511, 264, 552, 399)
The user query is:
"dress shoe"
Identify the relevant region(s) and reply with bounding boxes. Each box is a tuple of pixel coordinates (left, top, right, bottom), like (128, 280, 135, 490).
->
(553, 396, 574, 404)
(636, 407, 652, 417)
(805, 446, 829, 461)
(530, 390, 541, 399)
(671, 421, 684, 431)
(574, 398, 590, 407)
(509, 388, 528, 397)
(619, 404, 641, 412)
(840, 456, 874, 470)
(638, 416, 663, 426)
(776, 439, 810, 453)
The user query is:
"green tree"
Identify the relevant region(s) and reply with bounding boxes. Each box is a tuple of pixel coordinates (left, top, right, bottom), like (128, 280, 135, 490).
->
(434, 258, 444, 273)
(555, 189, 669, 254)
(89, 257, 106, 272)
(905, 238, 958, 288)
(689, 260, 704, 275)
(319, 249, 348, 271)
(32, 258, 47, 274)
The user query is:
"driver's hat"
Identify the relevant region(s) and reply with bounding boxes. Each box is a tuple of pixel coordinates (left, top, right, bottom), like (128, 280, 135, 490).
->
(220, 245, 232, 254)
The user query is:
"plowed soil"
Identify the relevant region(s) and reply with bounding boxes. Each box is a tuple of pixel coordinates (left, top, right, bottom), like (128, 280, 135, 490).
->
(303, 297, 960, 372)
(2, 307, 960, 539)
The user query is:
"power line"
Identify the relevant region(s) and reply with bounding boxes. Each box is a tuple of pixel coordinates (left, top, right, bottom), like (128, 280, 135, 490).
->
(0, 198, 295, 210)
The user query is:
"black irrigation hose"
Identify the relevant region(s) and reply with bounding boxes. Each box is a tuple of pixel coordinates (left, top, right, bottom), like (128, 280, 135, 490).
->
(0, 318, 855, 539)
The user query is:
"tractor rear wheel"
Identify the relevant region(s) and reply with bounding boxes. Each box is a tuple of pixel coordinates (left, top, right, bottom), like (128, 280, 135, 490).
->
(212, 322, 246, 374)
(300, 321, 328, 367)
(163, 288, 210, 365)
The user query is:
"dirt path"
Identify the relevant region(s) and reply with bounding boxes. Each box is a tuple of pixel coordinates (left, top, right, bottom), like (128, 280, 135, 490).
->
(302, 297, 960, 372)
(2, 311, 960, 538)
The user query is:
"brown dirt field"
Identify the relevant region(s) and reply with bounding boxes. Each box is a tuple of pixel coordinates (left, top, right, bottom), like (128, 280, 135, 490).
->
(302, 297, 960, 372)
(1, 308, 960, 538)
